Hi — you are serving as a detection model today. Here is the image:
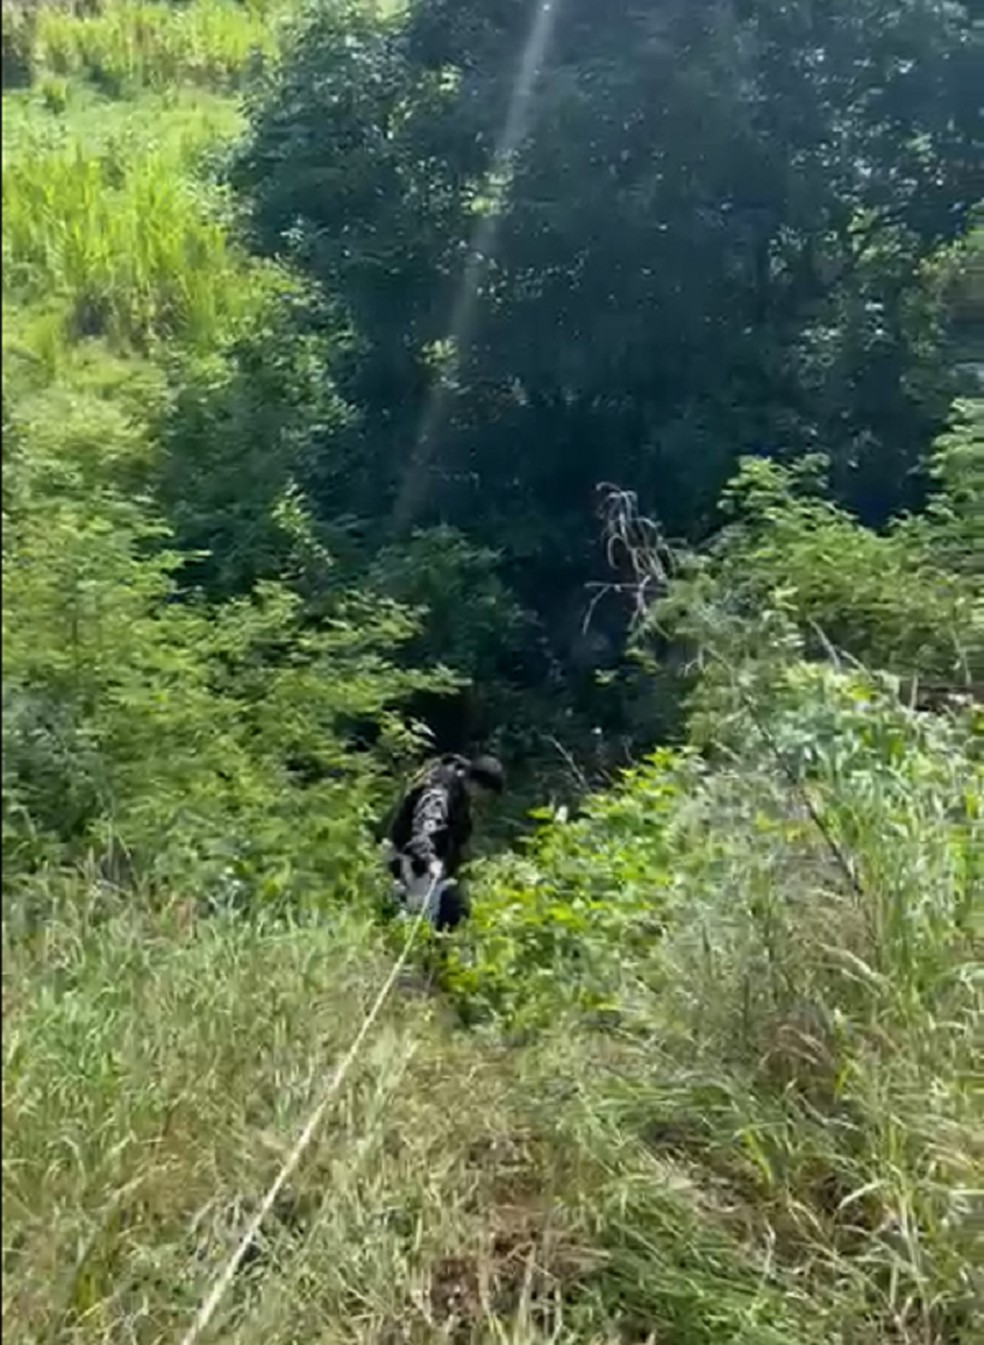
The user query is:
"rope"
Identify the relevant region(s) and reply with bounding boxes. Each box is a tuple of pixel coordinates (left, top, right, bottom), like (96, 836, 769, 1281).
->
(178, 882, 435, 1345)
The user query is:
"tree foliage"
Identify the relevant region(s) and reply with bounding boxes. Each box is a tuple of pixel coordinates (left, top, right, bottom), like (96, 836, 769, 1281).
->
(2, 339, 452, 904)
(3, 5, 983, 1344)
(234, 0, 978, 567)
(659, 399, 984, 695)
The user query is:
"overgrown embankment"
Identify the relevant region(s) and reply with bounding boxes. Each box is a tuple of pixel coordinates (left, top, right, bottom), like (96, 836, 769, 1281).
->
(3, 3, 981, 1343)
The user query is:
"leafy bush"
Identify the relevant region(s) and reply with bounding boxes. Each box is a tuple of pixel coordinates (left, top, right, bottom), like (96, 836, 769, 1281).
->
(445, 661, 982, 1341)
(643, 402, 984, 711)
(368, 527, 532, 682)
(910, 397, 984, 580)
(4, 4, 981, 1342)
(3, 496, 448, 904)
(443, 746, 695, 1028)
(441, 443, 983, 1335)
(2, 337, 452, 901)
(152, 294, 350, 596)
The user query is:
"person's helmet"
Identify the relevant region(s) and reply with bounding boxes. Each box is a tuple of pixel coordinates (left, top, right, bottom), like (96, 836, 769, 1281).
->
(467, 754, 505, 794)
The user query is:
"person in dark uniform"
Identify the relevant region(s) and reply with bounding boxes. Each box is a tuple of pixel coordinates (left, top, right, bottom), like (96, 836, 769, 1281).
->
(383, 753, 505, 931)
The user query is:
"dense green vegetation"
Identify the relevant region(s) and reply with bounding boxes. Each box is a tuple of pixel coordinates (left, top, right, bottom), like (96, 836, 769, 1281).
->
(3, 2, 981, 1342)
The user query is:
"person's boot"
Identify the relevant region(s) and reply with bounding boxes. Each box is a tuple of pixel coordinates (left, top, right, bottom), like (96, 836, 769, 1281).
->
(435, 879, 470, 932)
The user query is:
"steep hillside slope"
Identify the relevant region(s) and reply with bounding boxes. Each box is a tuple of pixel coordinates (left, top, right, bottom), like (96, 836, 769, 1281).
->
(3, 4, 981, 1343)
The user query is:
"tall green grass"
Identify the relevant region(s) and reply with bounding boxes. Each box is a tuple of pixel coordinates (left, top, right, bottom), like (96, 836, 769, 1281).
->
(2, 140, 270, 347)
(2, 1, 284, 351)
(1, 887, 827, 1345)
(6, 674, 978, 1343)
(2, 2, 263, 352)
(3, 1, 980, 1342)
(448, 666, 983, 1343)
(2, 82, 245, 160)
(33, 0, 279, 96)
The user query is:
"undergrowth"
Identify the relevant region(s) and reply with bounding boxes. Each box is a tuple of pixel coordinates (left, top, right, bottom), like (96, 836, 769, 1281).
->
(5, 661, 980, 1343)
(3, 143, 260, 347)
(3, 2, 982, 1344)
(446, 663, 982, 1342)
(6, 0, 282, 98)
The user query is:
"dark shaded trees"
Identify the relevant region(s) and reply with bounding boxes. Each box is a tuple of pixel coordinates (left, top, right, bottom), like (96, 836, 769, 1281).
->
(221, 0, 979, 755)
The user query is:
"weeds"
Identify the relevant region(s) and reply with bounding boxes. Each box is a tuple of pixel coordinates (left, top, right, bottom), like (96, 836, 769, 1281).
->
(2, 141, 269, 347)
(34, 0, 279, 97)
(447, 668, 983, 1343)
(3, 1, 981, 1343)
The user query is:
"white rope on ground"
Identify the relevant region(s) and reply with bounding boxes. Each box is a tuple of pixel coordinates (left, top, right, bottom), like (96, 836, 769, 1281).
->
(178, 884, 435, 1345)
